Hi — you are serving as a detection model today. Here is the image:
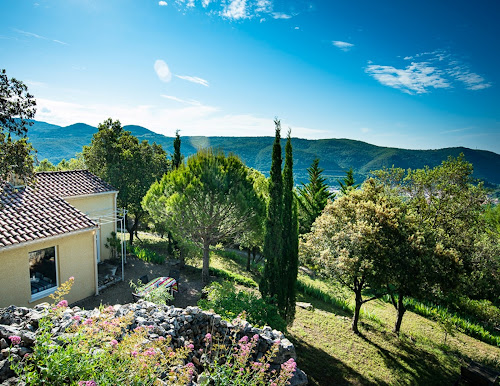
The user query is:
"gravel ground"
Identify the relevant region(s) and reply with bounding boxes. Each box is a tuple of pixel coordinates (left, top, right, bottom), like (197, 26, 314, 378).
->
(72, 256, 204, 310)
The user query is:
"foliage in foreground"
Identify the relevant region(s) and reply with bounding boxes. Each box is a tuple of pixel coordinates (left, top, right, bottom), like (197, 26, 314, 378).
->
(209, 267, 258, 288)
(7, 280, 295, 385)
(198, 281, 287, 332)
(130, 243, 165, 264)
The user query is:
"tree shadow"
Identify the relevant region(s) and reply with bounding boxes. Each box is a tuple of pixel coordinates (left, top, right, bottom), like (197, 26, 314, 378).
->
(289, 335, 384, 386)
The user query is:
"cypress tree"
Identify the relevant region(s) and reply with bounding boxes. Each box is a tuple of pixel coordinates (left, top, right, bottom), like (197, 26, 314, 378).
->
(172, 130, 182, 169)
(282, 130, 299, 323)
(260, 119, 283, 300)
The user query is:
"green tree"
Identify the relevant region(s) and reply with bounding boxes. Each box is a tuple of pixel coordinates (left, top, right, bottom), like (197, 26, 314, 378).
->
(373, 154, 490, 332)
(260, 120, 284, 302)
(172, 129, 183, 169)
(338, 167, 359, 196)
(36, 153, 86, 172)
(83, 118, 170, 244)
(296, 158, 334, 234)
(0, 69, 37, 184)
(301, 179, 396, 333)
(143, 149, 264, 284)
(281, 130, 299, 323)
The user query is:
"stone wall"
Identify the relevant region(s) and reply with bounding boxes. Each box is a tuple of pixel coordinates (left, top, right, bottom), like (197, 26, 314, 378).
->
(0, 301, 307, 385)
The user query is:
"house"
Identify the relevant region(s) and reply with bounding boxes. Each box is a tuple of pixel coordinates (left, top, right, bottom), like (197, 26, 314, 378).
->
(0, 170, 119, 308)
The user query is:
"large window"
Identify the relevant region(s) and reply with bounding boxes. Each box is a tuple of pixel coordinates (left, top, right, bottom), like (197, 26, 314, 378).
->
(29, 246, 57, 299)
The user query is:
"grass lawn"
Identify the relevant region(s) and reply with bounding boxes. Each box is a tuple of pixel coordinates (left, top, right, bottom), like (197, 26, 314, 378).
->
(130, 234, 500, 385)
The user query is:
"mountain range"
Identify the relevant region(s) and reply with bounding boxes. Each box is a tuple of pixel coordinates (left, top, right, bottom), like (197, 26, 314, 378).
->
(25, 120, 500, 187)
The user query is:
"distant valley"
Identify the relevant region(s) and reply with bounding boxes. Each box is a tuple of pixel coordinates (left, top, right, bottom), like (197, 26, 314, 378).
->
(26, 120, 500, 187)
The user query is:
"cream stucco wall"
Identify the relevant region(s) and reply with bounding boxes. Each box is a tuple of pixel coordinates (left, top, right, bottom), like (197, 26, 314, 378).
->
(0, 230, 97, 308)
(65, 192, 117, 261)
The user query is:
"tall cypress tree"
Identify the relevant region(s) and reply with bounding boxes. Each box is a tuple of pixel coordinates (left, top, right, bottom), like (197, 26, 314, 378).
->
(282, 130, 299, 323)
(172, 129, 182, 169)
(260, 119, 283, 300)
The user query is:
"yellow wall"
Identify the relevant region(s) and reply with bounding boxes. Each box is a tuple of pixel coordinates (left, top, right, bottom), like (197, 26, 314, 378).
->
(65, 193, 117, 261)
(0, 230, 97, 308)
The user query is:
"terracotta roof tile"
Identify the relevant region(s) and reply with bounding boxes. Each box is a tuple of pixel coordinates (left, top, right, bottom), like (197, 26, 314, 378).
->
(35, 170, 117, 197)
(0, 183, 98, 249)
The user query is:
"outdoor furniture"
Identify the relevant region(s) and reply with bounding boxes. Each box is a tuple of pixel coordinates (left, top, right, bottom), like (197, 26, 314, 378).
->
(132, 276, 178, 302)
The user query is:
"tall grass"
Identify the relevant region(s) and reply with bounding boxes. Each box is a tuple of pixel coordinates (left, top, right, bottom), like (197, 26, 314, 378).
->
(129, 244, 165, 264)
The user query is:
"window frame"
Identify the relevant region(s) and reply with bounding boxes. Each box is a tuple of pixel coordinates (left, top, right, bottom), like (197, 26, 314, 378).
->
(29, 246, 59, 302)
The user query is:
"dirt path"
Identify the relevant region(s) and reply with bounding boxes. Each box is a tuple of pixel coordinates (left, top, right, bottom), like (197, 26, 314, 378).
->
(72, 256, 204, 310)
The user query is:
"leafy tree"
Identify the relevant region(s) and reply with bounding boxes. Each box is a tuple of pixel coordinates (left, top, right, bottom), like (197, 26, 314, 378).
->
(260, 120, 284, 302)
(373, 154, 491, 332)
(301, 179, 397, 333)
(296, 158, 334, 234)
(0, 69, 37, 184)
(281, 130, 299, 323)
(143, 149, 264, 284)
(338, 167, 359, 196)
(83, 118, 170, 244)
(36, 153, 86, 172)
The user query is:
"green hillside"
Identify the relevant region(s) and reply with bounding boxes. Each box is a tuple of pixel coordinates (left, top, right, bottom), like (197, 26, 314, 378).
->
(26, 120, 500, 186)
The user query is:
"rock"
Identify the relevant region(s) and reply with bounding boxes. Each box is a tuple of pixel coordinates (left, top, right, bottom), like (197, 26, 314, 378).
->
(297, 302, 314, 311)
(0, 358, 15, 381)
(290, 368, 308, 386)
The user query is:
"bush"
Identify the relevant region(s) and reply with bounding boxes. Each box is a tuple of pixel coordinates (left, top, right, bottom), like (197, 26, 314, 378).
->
(198, 281, 287, 332)
(130, 244, 165, 264)
(209, 267, 258, 288)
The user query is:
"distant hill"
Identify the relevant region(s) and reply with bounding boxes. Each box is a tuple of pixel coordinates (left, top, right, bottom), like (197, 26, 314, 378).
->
(26, 120, 500, 187)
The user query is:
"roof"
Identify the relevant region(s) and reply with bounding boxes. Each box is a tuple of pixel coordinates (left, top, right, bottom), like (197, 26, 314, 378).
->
(35, 170, 117, 198)
(0, 183, 98, 249)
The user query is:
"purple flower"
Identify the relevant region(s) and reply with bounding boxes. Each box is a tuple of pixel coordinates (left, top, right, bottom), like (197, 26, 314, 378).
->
(9, 336, 21, 345)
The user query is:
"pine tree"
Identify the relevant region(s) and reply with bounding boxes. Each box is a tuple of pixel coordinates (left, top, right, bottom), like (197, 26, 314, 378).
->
(282, 130, 299, 323)
(338, 167, 359, 195)
(296, 158, 334, 234)
(260, 119, 283, 300)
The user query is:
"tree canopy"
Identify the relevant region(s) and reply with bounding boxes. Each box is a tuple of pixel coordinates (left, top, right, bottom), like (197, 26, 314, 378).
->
(143, 148, 265, 284)
(83, 118, 170, 244)
(0, 69, 37, 184)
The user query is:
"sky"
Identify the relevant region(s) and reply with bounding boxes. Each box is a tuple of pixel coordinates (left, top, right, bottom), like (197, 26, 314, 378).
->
(1, 0, 499, 153)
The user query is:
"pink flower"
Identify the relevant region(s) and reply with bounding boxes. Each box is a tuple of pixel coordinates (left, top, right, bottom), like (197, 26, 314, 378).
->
(131, 351, 138, 357)
(9, 336, 21, 345)
(69, 276, 75, 281)
(239, 335, 249, 343)
(72, 315, 81, 321)
(204, 333, 212, 342)
(57, 300, 68, 308)
(158, 336, 166, 341)
(110, 339, 118, 347)
(186, 362, 194, 368)
(252, 334, 259, 341)
(187, 343, 194, 350)
(83, 318, 93, 325)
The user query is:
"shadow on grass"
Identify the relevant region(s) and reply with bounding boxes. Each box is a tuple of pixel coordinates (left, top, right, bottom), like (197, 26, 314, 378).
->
(296, 291, 353, 318)
(358, 330, 458, 385)
(289, 335, 380, 386)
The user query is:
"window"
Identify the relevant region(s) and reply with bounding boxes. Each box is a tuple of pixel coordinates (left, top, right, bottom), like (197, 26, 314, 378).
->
(29, 246, 57, 299)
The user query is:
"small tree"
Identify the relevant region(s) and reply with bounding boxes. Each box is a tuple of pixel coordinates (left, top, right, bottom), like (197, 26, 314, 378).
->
(338, 168, 359, 196)
(301, 179, 396, 333)
(296, 158, 334, 234)
(143, 149, 265, 284)
(0, 69, 37, 185)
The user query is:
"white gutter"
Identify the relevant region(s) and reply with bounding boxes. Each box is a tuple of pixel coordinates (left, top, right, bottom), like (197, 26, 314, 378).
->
(0, 226, 98, 253)
(61, 191, 119, 200)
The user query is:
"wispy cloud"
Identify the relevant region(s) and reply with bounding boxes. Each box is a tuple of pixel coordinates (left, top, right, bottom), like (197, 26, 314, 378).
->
(161, 94, 202, 105)
(175, 75, 209, 87)
(367, 50, 492, 94)
(365, 62, 450, 94)
(13, 28, 68, 45)
(166, 0, 298, 22)
(332, 41, 354, 52)
(158, 1, 168, 6)
(221, 0, 248, 20)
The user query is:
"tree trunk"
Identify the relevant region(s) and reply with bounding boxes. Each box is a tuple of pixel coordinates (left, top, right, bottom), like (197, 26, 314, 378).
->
(202, 239, 210, 285)
(179, 248, 185, 269)
(246, 249, 251, 271)
(352, 291, 362, 334)
(393, 294, 406, 335)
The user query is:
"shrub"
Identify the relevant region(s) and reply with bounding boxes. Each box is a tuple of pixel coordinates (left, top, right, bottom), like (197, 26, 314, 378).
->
(130, 279, 174, 305)
(209, 267, 258, 288)
(130, 244, 165, 264)
(198, 281, 287, 332)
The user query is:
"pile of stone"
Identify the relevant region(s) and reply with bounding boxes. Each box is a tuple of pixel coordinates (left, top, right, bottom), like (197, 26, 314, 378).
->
(0, 301, 307, 385)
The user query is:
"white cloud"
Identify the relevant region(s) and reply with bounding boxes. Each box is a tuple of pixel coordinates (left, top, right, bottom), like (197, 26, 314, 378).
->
(154, 60, 172, 82)
(221, 0, 248, 20)
(34, 97, 325, 139)
(160, 94, 202, 106)
(361, 127, 371, 134)
(365, 62, 451, 94)
(332, 41, 354, 52)
(370, 50, 492, 94)
(158, 1, 168, 6)
(202, 0, 210, 7)
(255, 0, 272, 13)
(272, 12, 291, 19)
(175, 75, 209, 87)
(13, 28, 68, 45)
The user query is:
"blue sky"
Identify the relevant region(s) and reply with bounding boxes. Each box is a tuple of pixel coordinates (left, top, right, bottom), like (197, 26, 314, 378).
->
(2, 0, 499, 153)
